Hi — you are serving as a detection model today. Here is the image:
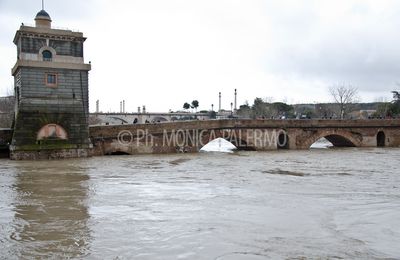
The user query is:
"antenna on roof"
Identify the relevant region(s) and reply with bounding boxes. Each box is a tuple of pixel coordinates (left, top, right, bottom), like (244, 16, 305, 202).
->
(42, 0, 44, 10)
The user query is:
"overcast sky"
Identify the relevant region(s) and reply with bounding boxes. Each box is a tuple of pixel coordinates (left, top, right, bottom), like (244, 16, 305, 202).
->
(1, 0, 399, 112)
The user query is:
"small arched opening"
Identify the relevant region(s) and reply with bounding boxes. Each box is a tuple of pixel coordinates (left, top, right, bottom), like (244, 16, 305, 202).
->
(42, 50, 53, 61)
(277, 131, 289, 149)
(106, 151, 131, 156)
(0, 138, 10, 158)
(37, 124, 68, 140)
(377, 131, 385, 147)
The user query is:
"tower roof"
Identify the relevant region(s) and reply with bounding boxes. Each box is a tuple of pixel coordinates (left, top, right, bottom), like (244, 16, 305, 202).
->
(35, 9, 52, 21)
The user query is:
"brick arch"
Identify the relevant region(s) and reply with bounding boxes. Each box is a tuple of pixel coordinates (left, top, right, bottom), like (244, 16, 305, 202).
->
(302, 129, 361, 148)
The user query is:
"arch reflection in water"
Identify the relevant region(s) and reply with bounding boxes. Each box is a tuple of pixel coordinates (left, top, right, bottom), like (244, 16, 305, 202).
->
(9, 161, 91, 258)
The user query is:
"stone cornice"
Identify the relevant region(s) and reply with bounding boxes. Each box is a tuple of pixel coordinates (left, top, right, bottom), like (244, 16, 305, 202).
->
(12, 60, 91, 75)
(13, 25, 85, 44)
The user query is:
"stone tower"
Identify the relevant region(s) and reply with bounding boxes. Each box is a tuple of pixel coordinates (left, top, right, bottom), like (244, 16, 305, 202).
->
(10, 9, 91, 160)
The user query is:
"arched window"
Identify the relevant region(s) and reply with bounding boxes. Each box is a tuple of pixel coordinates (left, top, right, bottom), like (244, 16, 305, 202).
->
(37, 124, 68, 140)
(42, 50, 53, 61)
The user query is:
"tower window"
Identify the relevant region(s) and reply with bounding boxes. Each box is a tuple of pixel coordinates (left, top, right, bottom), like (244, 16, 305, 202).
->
(45, 73, 58, 87)
(42, 50, 52, 61)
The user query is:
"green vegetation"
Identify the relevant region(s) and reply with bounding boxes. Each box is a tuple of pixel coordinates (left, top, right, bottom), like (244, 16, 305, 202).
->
(191, 100, 199, 112)
(237, 98, 294, 119)
(182, 100, 200, 112)
(183, 102, 190, 110)
(374, 91, 400, 117)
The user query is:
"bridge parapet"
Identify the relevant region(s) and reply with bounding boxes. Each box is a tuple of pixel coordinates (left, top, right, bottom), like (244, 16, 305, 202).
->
(90, 112, 211, 125)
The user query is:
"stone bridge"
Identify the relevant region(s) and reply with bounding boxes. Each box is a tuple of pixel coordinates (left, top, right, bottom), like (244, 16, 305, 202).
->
(89, 119, 400, 155)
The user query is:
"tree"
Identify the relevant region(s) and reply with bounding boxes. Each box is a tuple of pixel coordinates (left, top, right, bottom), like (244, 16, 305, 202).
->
(237, 102, 252, 118)
(271, 102, 294, 118)
(329, 84, 359, 119)
(183, 102, 190, 111)
(251, 98, 268, 118)
(392, 91, 400, 103)
(191, 100, 199, 112)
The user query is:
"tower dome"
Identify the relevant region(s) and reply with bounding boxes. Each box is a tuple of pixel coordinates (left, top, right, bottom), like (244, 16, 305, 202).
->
(35, 9, 52, 28)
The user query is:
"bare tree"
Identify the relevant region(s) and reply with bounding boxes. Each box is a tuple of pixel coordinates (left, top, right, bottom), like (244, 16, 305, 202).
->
(329, 84, 359, 119)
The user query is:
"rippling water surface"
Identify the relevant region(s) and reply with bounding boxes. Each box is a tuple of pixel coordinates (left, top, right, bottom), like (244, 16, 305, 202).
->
(1, 148, 399, 259)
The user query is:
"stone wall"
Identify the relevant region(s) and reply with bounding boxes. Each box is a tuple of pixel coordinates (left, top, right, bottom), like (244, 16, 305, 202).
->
(0, 113, 13, 128)
(10, 148, 89, 160)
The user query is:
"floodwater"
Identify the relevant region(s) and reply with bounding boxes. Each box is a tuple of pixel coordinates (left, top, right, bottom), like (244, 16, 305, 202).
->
(0, 147, 399, 259)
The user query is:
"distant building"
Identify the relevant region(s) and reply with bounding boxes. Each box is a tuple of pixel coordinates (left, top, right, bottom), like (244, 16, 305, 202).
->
(10, 9, 91, 159)
(357, 110, 377, 119)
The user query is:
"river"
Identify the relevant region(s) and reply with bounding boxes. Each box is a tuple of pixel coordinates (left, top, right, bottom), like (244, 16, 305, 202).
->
(0, 147, 399, 259)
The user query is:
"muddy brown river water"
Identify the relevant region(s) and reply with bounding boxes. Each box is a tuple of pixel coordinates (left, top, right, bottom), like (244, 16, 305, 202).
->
(0, 148, 399, 259)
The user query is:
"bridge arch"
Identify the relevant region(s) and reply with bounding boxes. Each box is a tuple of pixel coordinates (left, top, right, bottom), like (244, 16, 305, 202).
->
(103, 143, 133, 156)
(106, 150, 131, 156)
(152, 116, 168, 123)
(303, 129, 360, 149)
(109, 117, 128, 124)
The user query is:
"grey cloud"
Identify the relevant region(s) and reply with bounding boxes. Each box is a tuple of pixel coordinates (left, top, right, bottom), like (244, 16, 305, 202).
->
(263, 1, 400, 93)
